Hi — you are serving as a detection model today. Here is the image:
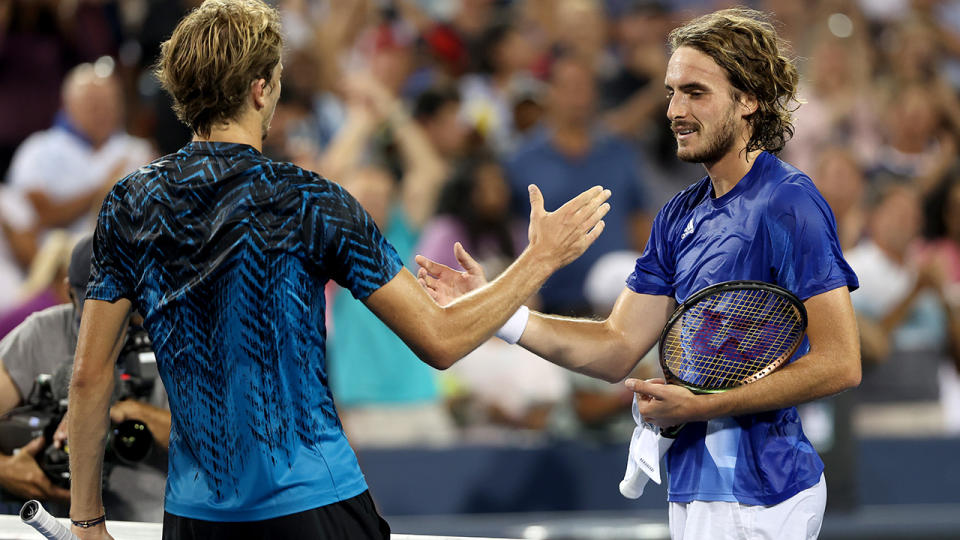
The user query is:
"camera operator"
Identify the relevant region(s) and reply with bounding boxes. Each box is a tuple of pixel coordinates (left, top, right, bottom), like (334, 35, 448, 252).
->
(0, 235, 170, 519)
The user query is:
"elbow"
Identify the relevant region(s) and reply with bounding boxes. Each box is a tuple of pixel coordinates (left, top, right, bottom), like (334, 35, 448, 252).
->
(70, 364, 113, 395)
(845, 362, 862, 390)
(600, 366, 633, 384)
(840, 352, 862, 391)
(415, 337, 461, 371)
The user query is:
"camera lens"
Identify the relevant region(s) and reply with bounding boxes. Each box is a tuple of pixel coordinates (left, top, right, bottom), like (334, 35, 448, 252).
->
(110, 420, 153, 464)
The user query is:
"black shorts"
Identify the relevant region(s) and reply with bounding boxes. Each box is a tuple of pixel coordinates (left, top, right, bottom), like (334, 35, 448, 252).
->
(161, 490, 391, 540)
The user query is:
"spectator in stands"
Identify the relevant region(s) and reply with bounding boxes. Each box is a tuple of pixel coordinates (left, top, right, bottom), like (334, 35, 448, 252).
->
(0, 187, 37, 314)
(846, 185, 957, 409)
(415, 154, 568, 437)
(785, 27, 880, 174)
(459, 20, 542, 154)
(551, 250, 650, 443)
(5, 59, 154, 235)
(505, 54, 651, 316)
(868, 82, 958, 190)
(417, 154, 527, 278)
(0, 232, 73, 340)
(0, 235, 170, 520)
(412, 86, 471, 166)
(811, 147, 867, 251)
(919, 177, 960, 434)
(323, 74, 453, 447)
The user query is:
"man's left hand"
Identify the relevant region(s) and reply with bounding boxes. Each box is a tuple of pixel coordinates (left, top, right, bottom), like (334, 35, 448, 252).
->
(626, 378, 705, 428)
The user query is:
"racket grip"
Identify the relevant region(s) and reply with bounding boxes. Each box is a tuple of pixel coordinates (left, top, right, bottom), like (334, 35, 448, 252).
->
(20, 500, 80, 540)
(661, 424, 684, 439)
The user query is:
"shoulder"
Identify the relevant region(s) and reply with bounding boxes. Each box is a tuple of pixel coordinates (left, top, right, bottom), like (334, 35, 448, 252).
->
(762, 157, 830, 218)
(657, 177, 710, 222)
(276, 163, 347, 202)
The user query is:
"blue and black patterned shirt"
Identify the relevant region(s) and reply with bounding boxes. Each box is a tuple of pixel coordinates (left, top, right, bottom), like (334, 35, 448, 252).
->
(86, 142, 404, 521)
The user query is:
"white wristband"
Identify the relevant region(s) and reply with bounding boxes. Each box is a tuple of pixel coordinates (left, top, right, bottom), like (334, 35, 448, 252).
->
(495, 305, 530, 345)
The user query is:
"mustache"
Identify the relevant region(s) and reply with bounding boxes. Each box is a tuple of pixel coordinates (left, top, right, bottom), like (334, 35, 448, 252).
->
(671, 121, 699, 132)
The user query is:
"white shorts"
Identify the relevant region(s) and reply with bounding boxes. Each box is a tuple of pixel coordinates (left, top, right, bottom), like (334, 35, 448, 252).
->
(668, 474, 827, 540)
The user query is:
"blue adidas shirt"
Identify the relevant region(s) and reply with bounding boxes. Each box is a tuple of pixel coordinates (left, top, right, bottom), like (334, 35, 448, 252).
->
(626, 151, 858, 506)
(86, 142, 404, 521)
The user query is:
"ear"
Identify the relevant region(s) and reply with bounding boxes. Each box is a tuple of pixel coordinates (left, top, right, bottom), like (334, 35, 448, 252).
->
(251, 78, 268, 110)
(739, 92, 759, 118)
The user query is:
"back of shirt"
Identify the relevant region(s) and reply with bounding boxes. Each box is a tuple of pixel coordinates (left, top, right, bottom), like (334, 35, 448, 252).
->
(86, 142, 404, 521)
(627, 152, 858, 506)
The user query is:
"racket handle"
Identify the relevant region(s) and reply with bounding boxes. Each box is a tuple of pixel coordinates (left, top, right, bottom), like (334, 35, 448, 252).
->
(662, 424, 684, 438)
(20, 500, 80, 540)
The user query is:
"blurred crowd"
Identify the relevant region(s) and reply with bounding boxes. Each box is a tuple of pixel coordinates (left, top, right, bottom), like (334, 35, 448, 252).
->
(2, 0, 960, 465)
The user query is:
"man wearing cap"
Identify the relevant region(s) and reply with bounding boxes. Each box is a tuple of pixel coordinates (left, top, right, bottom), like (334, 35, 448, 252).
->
(0, 235, 170, 520)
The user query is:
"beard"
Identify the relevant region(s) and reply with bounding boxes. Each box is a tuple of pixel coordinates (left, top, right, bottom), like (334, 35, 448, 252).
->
(675, 106, 739, 165)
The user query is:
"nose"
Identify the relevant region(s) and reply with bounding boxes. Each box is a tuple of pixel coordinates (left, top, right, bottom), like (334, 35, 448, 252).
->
(667, 93, 686, 121)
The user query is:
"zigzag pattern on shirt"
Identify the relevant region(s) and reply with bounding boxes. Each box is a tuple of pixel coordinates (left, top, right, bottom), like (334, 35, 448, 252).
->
(98, 143, 399, 500)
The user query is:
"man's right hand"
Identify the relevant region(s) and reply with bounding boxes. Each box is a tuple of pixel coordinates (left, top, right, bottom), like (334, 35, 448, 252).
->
(416, 185, 610, 305)
(525, 184, 610, 270)
(0, 437, 70, 501)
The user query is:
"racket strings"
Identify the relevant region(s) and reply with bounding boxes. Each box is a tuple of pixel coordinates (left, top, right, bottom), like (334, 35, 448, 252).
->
(661, 287, 804, 390)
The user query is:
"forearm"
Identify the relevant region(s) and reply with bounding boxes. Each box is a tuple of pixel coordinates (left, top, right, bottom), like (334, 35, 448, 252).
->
(68, 298, 131, 521)
(520, 313, 641, 382)
(28, 190, 99, 229)
(424, 249, 556, 365)
(317, 112, 376, 181)
(68, 375, 113, 519)
(701, 350, 859, 420)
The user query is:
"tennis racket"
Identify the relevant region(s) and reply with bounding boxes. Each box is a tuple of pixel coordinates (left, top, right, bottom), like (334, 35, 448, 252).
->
(20, 500, 79, 540)
(658, 280, 807, 438)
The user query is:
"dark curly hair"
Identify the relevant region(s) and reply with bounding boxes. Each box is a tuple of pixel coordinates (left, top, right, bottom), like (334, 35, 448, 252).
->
(668, 8, 800, 154)
(155, 0, 283, 137)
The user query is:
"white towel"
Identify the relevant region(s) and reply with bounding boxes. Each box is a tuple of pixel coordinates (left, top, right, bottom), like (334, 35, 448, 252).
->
(619, 394, 675, 498)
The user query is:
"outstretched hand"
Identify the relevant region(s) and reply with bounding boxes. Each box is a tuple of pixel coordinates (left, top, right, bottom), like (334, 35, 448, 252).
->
(415, 184, 609, 305)
(526, 184, 610, 270)
(415, 242, 487, 306)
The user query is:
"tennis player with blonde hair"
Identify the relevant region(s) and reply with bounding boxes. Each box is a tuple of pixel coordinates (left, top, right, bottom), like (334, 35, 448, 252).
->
(419, 8, 860, 539)
(64, 1, 610, 539)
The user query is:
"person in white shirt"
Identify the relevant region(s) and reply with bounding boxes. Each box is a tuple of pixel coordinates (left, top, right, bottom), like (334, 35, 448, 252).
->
(0, 187, 37, 313)
(5, 59, 154, 235)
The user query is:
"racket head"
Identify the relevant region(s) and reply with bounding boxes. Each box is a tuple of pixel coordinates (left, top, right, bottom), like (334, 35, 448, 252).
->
(658, 280, 807, 393)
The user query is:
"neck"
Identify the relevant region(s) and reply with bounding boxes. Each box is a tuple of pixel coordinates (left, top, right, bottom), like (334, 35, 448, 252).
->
(194, 113, 263, 152)
(704, 144, 762, 198)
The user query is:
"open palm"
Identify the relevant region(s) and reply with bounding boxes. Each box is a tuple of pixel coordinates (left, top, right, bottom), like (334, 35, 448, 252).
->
(415, 242, 487, 306)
